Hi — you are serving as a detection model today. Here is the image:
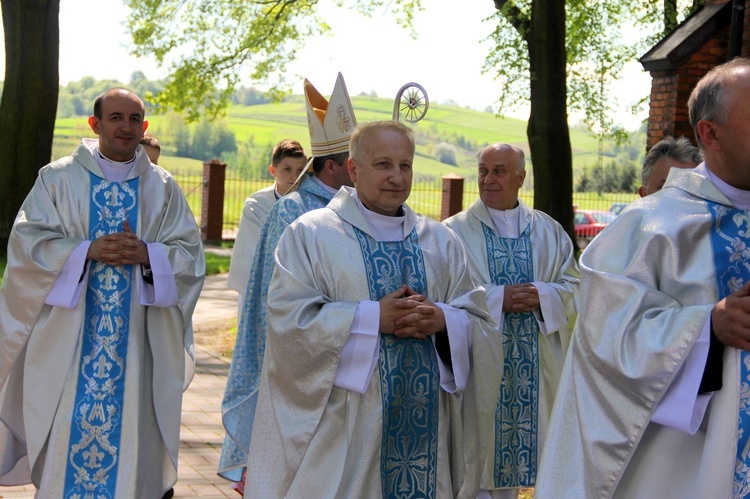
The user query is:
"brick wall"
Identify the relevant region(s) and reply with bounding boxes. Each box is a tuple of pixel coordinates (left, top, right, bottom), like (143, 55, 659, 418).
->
(645, 0, 749, 150)
(646, 30, 730, 149)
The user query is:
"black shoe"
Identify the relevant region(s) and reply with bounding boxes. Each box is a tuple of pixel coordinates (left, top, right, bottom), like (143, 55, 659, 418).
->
(162, 488, 175, 499)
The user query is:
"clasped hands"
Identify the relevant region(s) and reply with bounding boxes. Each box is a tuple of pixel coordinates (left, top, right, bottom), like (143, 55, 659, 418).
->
(86, 220, 150, 267)
(503, 282, 540, 313)
(379, 284, 446, 340)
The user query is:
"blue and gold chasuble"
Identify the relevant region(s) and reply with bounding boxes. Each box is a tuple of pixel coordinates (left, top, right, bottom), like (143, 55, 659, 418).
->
(708, 202, 750, 498)
(353, 226, 440, 499)
(63, 173, 139, 497)
(481, 222, 539, 488)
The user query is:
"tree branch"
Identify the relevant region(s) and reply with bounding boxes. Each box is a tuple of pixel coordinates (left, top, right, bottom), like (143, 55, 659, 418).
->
(493, 0, 530, 40)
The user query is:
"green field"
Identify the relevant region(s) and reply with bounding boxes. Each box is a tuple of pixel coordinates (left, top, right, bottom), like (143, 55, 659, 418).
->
(54, 94, 634, 178)
(51, 94, 642, 228)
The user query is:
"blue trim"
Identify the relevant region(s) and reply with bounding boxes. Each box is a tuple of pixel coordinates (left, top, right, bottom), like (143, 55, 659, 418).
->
(482, 222, 540, 488)
(64, 173, 139, 497)
(354, 227, 439, 499)
(707, 202, 750, 497)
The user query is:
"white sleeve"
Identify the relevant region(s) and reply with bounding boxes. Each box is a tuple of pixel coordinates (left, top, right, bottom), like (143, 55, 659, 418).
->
(532, 281, 568, 336)
(651, 317, 712, 435)
(486, 284, 505, 327)
(139, 242, 179, 307)
(45, 241, 90, 309)
(435, 303, 472, 393)
(334, 300, 380, 393)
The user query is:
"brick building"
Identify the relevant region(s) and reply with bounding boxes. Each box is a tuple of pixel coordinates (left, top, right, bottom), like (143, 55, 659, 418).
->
(639, 0, 750, 150)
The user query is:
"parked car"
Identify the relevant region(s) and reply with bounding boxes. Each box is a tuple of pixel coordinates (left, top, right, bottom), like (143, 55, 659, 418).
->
(609, 202, 628, 216)
(574, 209, 617, 250)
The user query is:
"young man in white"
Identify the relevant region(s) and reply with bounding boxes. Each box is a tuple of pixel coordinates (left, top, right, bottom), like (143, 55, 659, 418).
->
(226, 139, 307, 313)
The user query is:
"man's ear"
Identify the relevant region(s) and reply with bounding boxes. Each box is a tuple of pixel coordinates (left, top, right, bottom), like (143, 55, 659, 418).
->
(518, 169, 527, 188)
(268, 164, 277, 178)
(88, 116, 100, 134)
(697, 120, 721, 152)
(347, 157, 357, 182)
(143, 120, 149, 132)
(638, 185, 647, 198)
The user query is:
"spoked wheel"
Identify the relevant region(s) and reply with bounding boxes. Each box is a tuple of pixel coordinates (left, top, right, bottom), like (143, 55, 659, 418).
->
(392, 83, 429, 123)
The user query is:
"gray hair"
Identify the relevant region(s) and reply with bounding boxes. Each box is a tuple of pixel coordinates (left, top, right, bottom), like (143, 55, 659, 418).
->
(349, 121, 415, 163)
(688, 57, 750, 147)
(641, 136, 702, 184)
(477, 143, 526, 172)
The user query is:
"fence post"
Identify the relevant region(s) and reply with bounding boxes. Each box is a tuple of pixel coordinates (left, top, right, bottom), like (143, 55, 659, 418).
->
(441, 173, 464, 220)
(201, 158, 227, 242)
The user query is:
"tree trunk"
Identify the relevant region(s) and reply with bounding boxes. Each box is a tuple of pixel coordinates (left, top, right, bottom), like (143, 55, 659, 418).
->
(527, 0, 574, 243)
(0, 0, 59, 256)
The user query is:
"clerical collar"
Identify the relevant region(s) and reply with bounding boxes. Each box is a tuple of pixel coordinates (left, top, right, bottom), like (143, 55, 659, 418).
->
(312, 175, 339, 196)
(487, 203, 521, 239)
(352, 190, 406, 242)
(696, 163, 750, 211)
(90, 145, 138, 183)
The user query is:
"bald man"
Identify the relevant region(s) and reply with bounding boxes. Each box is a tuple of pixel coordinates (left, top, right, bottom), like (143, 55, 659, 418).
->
(444, 143, 579, 499)
(0, 88, 204, 498)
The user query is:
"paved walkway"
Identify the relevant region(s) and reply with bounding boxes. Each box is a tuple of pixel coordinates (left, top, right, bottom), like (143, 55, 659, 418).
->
(0, 272, 241, 498)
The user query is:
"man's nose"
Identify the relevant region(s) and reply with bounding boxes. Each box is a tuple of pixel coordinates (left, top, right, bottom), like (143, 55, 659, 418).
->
(389, 168, 404, 184)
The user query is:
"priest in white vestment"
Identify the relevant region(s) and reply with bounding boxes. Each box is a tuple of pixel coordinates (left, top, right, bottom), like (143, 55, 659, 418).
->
(444, 143, 579, 499)
(536, 57, 750, 499)
(226, 139, 307, 313)
(0, 88, 204, 498)
(245, 120, 492, 497)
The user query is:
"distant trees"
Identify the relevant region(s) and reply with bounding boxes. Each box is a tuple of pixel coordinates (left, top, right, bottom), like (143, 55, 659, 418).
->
(576, 162, 639, 194)
(125, 0, 422, 120)
(231, 86, 270, 106)
(434, 143, 459, 166)
(57, 75, 270, 118)
(57, 76, 126, 118)
(148, 113, 238, 160)
(222, 139, 277, 179)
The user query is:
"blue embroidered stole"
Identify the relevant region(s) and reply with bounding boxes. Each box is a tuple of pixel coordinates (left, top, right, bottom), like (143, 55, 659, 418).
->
(64, 173, 139, 498)
(481, 222, 540, 488)
(353, 226, 439, 499)
(707, 202, 750, 497)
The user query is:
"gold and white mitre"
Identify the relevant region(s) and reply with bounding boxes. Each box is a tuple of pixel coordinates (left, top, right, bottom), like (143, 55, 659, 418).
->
(305, 72, 357, 157)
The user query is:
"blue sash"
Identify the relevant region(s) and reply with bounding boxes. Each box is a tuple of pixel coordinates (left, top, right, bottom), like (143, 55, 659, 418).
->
(482, 222, 540, 488)
(707, 202, 750, 497)
(354, 227, 439, 499)
(64, 173, 139, 498)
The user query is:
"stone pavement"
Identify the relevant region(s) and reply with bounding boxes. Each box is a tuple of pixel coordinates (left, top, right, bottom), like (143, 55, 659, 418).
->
(0, 271, 241, 498)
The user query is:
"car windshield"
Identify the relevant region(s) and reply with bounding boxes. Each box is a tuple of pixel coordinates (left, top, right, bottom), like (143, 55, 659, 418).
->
(591, 211, 617, 224)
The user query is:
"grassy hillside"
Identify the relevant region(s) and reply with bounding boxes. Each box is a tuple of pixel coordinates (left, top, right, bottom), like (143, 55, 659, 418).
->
(53, 94, 631, 177)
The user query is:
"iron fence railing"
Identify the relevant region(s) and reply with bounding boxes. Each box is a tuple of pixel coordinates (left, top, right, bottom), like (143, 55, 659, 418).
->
(172, 169, 640, 238)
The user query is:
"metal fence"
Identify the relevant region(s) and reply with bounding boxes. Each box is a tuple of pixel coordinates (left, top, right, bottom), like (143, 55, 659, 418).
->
(173, 169, 640, 239)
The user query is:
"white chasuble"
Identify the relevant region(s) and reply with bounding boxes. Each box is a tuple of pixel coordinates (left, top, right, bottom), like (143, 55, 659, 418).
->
(245, 187, 493, 498)
(0, 140, 204, 497)
(444, 199, 579, 493)
(535, 168, 750, 499)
